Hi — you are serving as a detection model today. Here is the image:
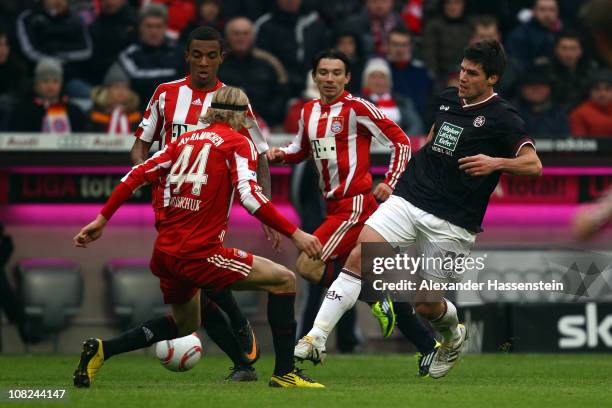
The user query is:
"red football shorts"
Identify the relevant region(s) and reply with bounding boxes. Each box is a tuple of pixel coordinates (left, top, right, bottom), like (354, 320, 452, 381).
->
(315, 193, 378, 263)
(150, 247, 253, 304)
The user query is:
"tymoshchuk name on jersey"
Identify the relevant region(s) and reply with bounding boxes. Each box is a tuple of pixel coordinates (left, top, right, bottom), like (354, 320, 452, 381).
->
(394, 87, 535, 232)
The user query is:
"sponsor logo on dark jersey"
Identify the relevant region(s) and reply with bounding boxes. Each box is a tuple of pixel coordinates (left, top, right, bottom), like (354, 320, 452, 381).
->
(433, 122, 463, 155)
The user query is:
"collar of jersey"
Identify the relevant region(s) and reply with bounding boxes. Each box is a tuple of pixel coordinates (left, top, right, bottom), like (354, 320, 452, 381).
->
(185, 76, 223, 93)
(319, 91, 349, 107)
(461, 92, 499, 110)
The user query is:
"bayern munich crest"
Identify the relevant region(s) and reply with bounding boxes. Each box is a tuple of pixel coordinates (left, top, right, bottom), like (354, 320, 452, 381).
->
(473, 116, 486, 127)
(234, 249, 248, 259)
(330, 116, 344, 133)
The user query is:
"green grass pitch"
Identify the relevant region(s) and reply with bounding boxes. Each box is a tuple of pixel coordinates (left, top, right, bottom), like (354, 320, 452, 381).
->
(1, 353, 611, 407)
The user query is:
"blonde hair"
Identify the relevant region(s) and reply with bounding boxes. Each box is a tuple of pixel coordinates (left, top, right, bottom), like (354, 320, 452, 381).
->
(201, 86, 251, 131)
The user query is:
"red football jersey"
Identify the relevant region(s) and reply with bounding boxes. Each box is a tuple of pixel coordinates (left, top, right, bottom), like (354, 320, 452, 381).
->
(114, 123, 289, 258)
(279, 91, 411, 200)
(134, 76, 269, 210)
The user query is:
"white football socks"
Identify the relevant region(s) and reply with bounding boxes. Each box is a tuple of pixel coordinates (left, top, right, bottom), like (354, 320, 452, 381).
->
(429, 298, 460, 343)
(307, 270, 362, 345)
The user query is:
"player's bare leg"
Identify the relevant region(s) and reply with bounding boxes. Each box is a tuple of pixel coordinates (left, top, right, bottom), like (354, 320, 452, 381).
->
(230, 256, 324, 388)
(74, 291, 201, 388)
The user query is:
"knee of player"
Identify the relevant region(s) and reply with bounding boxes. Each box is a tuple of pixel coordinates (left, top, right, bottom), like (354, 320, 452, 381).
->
(275, 267, 296, 293)
(344, 246, 362, 275)
(414, 302, 439, 319)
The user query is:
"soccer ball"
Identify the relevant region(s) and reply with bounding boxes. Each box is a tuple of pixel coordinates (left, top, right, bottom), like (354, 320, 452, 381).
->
(155, 333, 202, 372)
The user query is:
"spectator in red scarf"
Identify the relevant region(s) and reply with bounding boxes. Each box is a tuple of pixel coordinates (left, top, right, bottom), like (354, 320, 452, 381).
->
(360, 57, 424, 135)
(89, 64, 142, 135)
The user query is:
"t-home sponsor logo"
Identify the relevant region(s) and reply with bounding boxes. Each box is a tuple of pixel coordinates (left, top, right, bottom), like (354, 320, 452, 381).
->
(433, 122, 463, 153)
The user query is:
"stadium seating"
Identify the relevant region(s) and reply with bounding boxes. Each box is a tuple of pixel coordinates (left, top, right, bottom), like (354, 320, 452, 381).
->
(15, 259, 83, 352)
(105, 259, 169, 330)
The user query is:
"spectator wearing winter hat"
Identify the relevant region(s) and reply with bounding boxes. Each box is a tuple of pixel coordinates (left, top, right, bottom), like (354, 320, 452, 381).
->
(360, 57, 424, 135)
(7, 58, 87, 133)
(569, 69, 612, 137)
(512, 64, 569, 138)
(89, 64, 141, 134)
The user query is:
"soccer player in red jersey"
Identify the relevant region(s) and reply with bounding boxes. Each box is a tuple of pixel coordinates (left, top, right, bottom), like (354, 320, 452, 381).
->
(130, 26, 274, 380)
(268, 50, 439, 376)
(72, 87, 324, 389)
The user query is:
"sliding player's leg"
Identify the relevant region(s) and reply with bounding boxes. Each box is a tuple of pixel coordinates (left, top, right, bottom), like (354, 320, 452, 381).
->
(230, 254, 324, 388)
(74, 286, 201, 388)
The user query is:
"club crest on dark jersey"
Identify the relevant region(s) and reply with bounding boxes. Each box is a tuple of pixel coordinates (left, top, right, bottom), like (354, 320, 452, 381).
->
(330, 116, 344, 133)
(473, 116, 486, 127)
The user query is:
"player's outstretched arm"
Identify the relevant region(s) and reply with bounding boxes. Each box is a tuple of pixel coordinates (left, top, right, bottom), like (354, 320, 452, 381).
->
(73, 182, 132, 248)
(74, 214, 107, 247)
(266, 147, 287, 164)
(270, 113, 310, 164)
(459, 145, 542, 177)
(74, 144, 175, 248)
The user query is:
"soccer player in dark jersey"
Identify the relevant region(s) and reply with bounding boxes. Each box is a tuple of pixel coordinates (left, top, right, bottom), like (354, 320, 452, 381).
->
(72, 87, 324, 389)
(130, 27, 273, 381)
(295, 40, 542, 379)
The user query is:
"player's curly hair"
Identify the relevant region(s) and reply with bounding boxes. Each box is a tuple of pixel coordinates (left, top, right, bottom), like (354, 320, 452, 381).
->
(201, 86, 251, 131)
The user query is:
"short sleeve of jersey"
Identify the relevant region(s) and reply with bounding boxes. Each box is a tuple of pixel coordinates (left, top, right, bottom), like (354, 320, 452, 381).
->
(497, 108, 535, 157)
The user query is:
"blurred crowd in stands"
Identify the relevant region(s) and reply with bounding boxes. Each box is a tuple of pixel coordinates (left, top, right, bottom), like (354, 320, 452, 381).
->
(0, 0, 611, 138)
